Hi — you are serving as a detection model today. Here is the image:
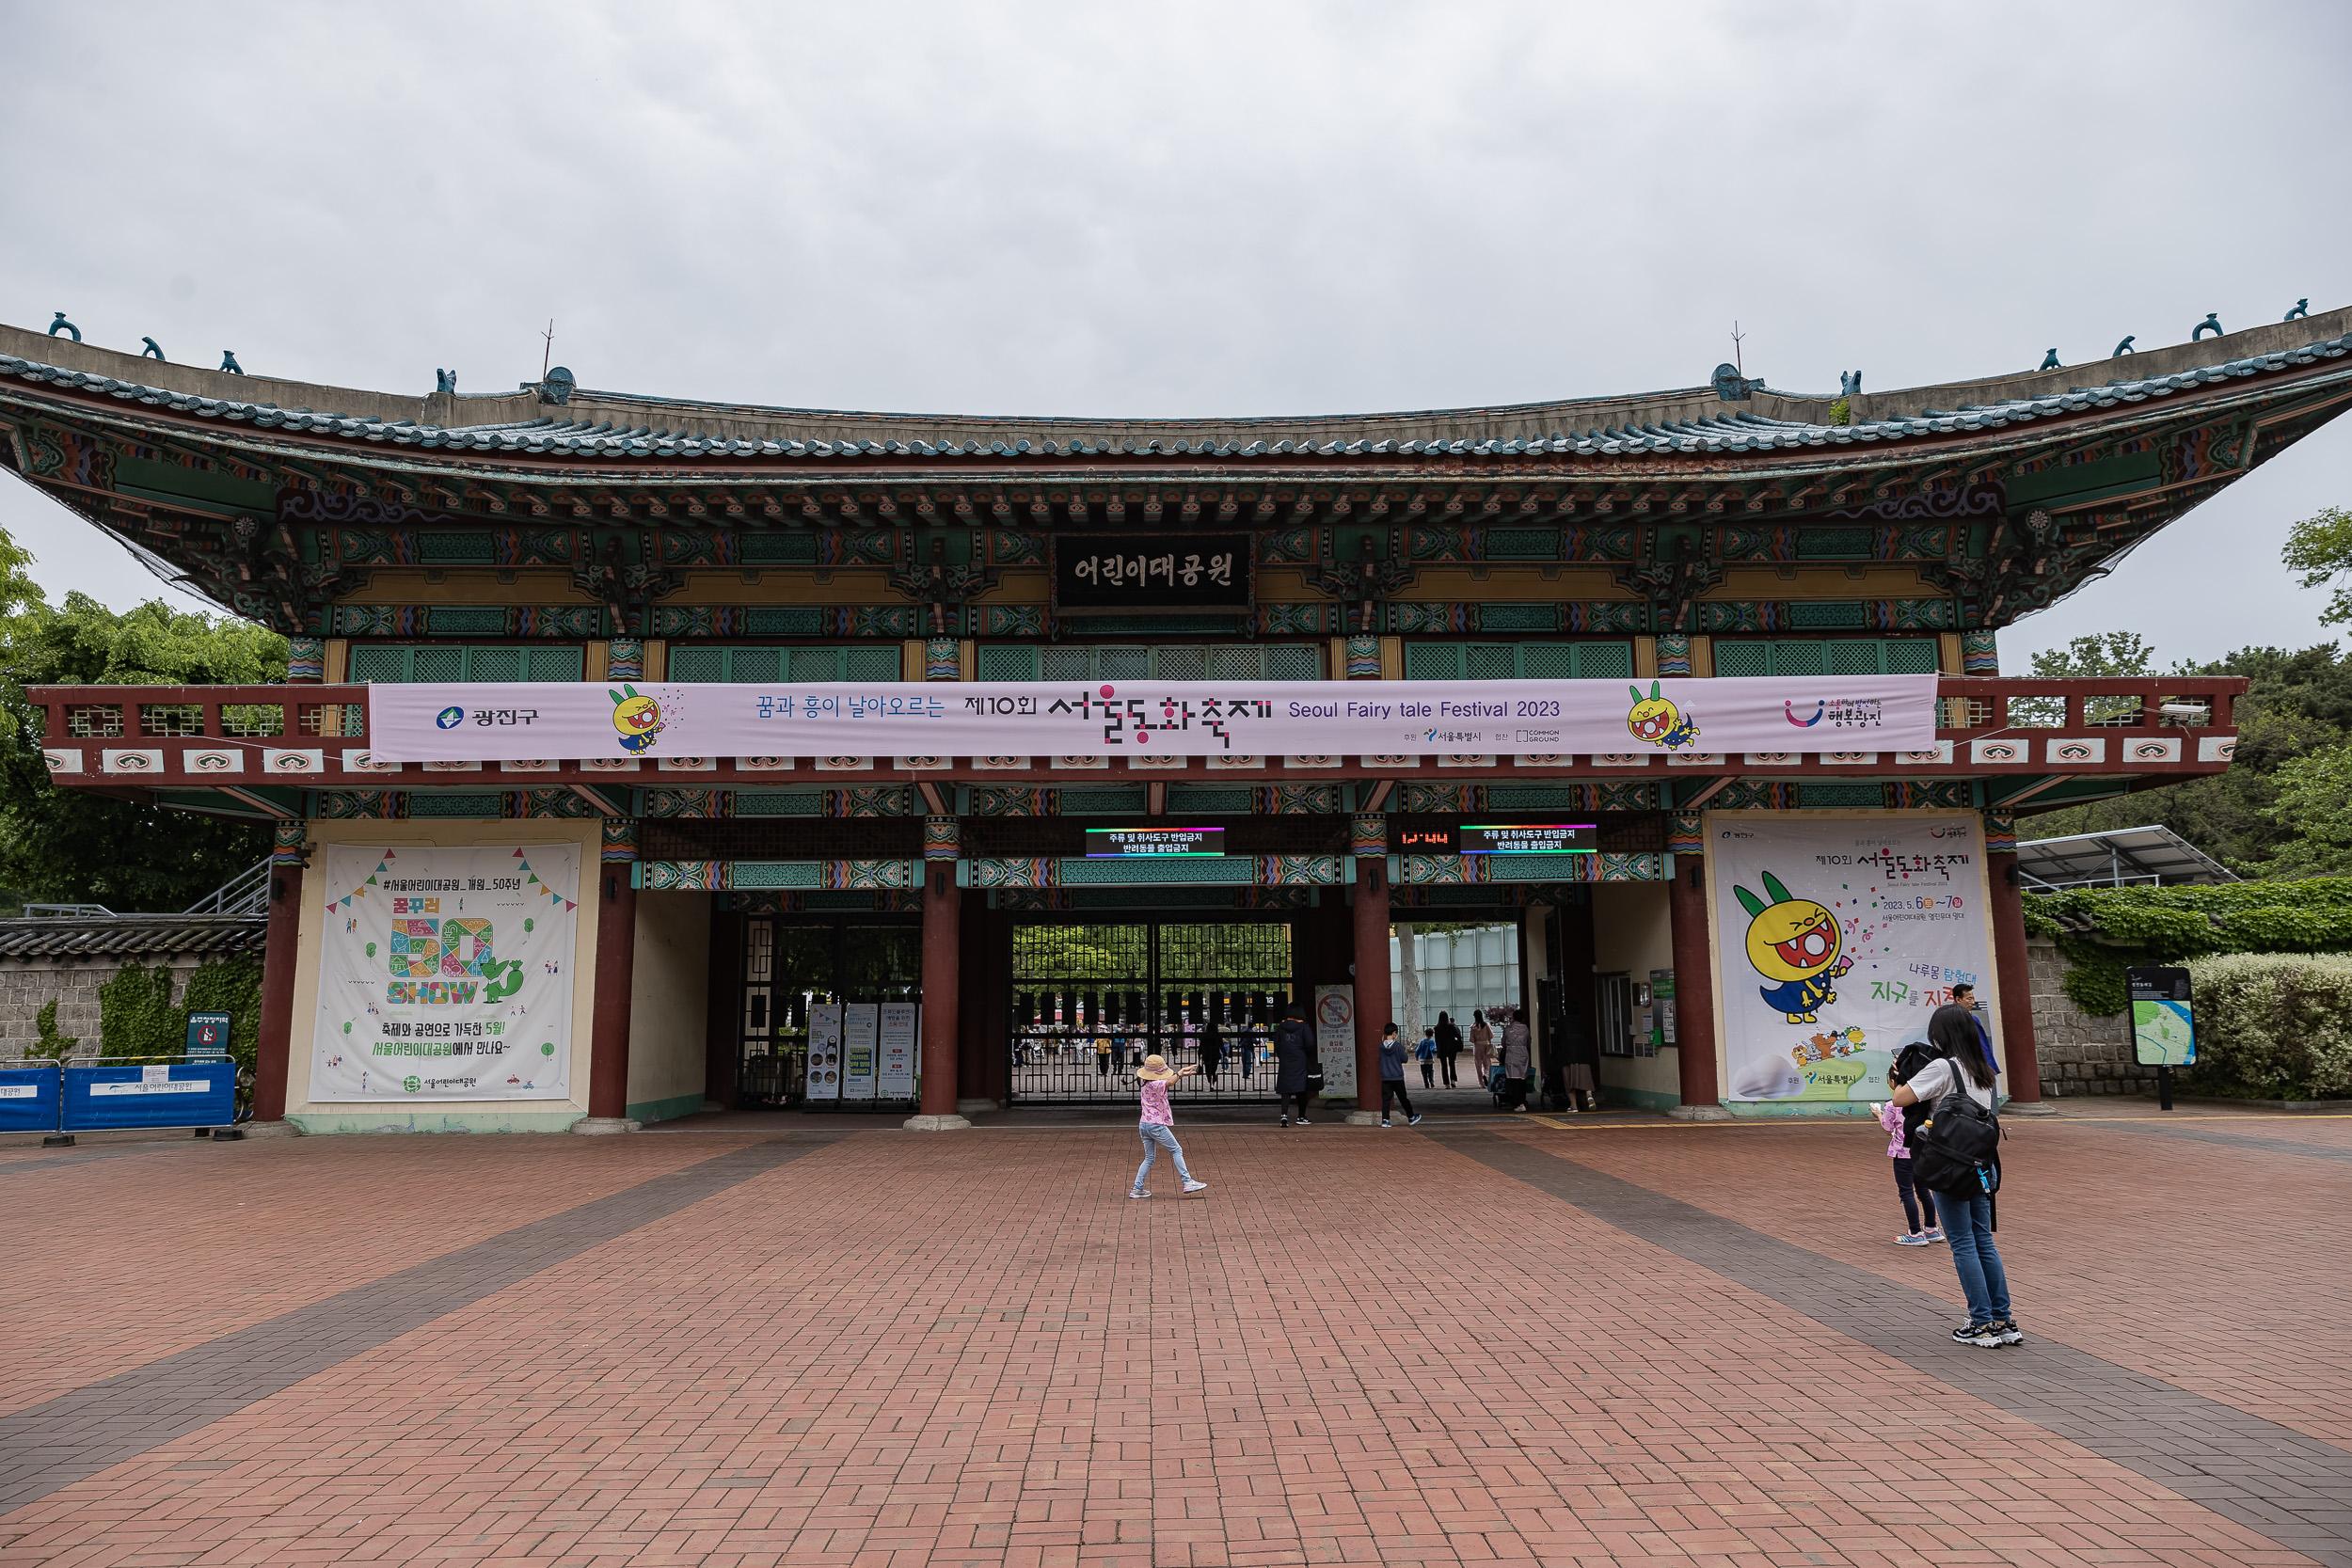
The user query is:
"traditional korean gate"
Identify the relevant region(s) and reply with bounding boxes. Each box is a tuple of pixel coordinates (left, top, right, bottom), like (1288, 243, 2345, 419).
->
(1007, 920, 1295, 1104)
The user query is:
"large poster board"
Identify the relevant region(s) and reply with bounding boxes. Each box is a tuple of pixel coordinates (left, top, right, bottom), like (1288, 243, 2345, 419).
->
(310, 844, 579, 1101)
(841, 1004, 879, 1099)
(1708, 815, 1995, 1104)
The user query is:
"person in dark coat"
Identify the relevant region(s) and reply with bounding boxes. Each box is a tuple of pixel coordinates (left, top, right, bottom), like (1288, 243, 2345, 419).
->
(1198, 1015, 1224, 1083)
(1433, 1012, 1463, 1087)
(1272, 1005, 1315, 1127)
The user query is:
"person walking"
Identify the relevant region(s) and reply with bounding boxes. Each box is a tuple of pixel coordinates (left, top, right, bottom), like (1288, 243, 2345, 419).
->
(1892, 1034, 2018, 1346)
(1129, 1054, 1209, 1199)
(1094, 1036, 1113, 1079)
(1500, 1008, 1533, 1113)
(1875, 1098, 1941, 1245)
(1434, 1011, 1463, 1087)
(1470, 1011, 1495, 1083)
(1198, 1015, 1224, 1084)
(1377, 1022, 1422, 1127)
(1415, 1026, 1438, 1088)
(1272, 1003, 1315, 1127)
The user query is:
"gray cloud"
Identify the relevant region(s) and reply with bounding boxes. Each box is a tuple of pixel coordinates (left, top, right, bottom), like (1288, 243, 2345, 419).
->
(3, 0, 2345, 662)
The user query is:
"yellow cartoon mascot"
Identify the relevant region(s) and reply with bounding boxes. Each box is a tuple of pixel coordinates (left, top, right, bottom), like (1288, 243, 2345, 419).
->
(1625, 682, 1701, 750)
(610, 685, 664, 753)
(1735, 870, 1852, 1023)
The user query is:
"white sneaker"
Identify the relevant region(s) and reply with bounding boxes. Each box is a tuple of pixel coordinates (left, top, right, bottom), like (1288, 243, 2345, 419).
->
(1129, 1189, 1150, 1199)
(1896, 1233, 1931, 1246)
(1182, 1179, 1208, 1194)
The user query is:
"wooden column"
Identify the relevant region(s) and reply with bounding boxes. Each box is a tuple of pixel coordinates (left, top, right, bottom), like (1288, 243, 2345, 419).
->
(1351, 814, 1390, 1117)
(704, 907, 742, 1110)
(1983, 812, 2043, 1103)
(580, 821, 640, 1131)
(250, 821, 307, 1125)
(1666, 823, 1723, 1116)
(913, 816, 968, 1127)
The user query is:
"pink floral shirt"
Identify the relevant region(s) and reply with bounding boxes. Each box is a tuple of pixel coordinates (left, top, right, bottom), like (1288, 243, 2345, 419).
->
(1139, 1077, 1174, 1126)
(1878, 1099, 1911, 1158)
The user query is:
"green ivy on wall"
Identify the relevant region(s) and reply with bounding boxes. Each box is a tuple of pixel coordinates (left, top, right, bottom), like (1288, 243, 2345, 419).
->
(2023, 878, 2352, 1015)
(26, 999, 77, 1061)
(95, 955, 265, 1076)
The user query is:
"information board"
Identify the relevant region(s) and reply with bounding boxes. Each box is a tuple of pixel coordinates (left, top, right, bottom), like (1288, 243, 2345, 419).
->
(878, 1003, 918, 1097)
(185, 1011, 232, 1062)
(1086, 827, 1225, 857)
(841, 1003, 879, 1099)
(1313, 984, 1357, 1097)
(805, 1003, 844, 1100)
(1459, 823, 1595, 855)
(1052, 532, 1251, 615)
(2128, 966, 2197, 1066)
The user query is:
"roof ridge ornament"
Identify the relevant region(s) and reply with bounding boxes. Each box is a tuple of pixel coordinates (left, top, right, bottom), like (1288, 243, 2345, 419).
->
(219, 350, 244, 375)
(47, 311, 78, 341)
(140, 337, 165, 361)
(2285, 298, 2310, 322)
(2192, 312, 2223, 341)
(2039, 349, 2059, 371)
(436, 369, 456, 394)
(2113, 336, 2136, 356)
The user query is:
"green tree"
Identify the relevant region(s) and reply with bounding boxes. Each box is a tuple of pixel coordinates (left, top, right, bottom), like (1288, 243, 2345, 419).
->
(2253, 741, 2352, 878)
(2283, 505, 2352, 626)
(0, 586, 286, 911)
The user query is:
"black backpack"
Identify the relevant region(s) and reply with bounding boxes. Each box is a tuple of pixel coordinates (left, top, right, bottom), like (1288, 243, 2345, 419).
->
(1912, 1082, 2004, 1216)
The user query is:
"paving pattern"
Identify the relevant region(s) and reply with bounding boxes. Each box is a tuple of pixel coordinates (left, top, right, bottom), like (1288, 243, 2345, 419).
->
(0, 1108, 2343, 1567)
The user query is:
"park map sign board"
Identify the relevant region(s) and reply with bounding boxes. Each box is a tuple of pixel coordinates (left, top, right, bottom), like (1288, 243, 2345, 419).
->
(371, 675, 1940, 763)
(2128, 967, 2197, 1066)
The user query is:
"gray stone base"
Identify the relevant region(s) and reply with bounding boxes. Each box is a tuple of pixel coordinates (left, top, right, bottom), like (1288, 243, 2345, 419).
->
(237, 1120, 300, 1138)
(956, 1098, 997, 1116)
(1343, 1110, 1384, 1125)
(568, 1117, 642, 1135)
(2178, 1095, 2352, 1114)
(1667, 1103, 1735, 1122)
(903, 1113, 972, 1131)
(2028, 936, 2162, 1099)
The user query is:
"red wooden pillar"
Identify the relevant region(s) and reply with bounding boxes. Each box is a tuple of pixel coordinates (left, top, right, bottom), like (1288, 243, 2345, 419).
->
(1983, 812, 2044, 1104)
(580, 821, 640, 1132)
(250, 820, 307, 1125)
(914, 816, 968, 1127)
(1351, 814, 1390, 1117)
(1666, 821, 1723, 1116)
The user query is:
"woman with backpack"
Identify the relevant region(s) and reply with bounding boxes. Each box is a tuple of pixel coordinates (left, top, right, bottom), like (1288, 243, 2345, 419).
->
(1892, 1026, 2019, 1348)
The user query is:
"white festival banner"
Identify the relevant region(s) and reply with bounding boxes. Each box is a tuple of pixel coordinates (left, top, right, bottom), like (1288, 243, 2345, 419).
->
(1708, 814, 1995, 1106)
(369, 675, 1939, 763)
(310, 844, 580, 1101)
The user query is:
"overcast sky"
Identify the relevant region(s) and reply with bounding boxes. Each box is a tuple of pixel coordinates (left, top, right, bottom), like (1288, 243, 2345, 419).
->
(3, 0, 2345, 671)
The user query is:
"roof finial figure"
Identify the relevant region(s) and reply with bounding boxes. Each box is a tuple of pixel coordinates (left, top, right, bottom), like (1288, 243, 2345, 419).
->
(2192, 312, 2223, 341)
(2113, 336, 2136, 356)
(219, 350, 244, 375)
(140, 338, 165, 361)
(436, 368, 456, 394)
(1838, 370, 1862, 398)
(2038, 349, 2059, 371)
(48, 311, 79, 341)
(2285, 298, 2310, 322)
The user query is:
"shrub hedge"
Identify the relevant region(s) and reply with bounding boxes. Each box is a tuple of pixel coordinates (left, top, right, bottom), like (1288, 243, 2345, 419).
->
(2021, 877, 2352, 1015)
(2178, 953, 2352, 1101)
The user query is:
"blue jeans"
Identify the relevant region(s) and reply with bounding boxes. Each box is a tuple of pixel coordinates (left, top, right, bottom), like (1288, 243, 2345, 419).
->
(1134, 1122, 1192, 1190)
(1936, 1190, 2010, 1324)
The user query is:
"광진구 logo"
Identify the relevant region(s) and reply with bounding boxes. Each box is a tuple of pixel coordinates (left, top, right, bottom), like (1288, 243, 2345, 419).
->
(435, 705, 466, 729)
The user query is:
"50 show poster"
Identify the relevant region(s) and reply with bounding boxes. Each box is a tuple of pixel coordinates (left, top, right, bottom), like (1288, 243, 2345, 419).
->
(1706, 815, 1996, 1105)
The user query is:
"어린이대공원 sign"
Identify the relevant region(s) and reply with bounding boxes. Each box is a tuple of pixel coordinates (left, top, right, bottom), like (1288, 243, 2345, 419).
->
(309, 844, 579, 1101)
(1708, 815, 1996, 1104)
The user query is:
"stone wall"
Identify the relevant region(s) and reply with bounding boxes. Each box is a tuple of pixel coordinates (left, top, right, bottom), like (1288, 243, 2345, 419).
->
(2026, 936, 2156, 1098)
(0, 957, 217, 1064)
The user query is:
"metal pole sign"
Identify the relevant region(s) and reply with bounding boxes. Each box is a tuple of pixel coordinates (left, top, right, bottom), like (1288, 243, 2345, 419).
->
(2126, 965, 2195, 1111)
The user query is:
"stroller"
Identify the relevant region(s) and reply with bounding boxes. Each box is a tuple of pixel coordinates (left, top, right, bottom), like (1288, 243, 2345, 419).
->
(1487, 1062, 1511, 1109)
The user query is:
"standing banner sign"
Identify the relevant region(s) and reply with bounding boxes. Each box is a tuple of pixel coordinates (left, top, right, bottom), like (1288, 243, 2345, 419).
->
(185, 1011, 232, 1062)
(878, 1003, 918, 1097)
(1313, 985, 1357, 1097)
(841, 1004, 879, 1099)
(309, 844, 579, 1102)
(369, 675, 1940, 763)
(805, 1004, 844, 1100)
(1708, 814, 1996, 1105)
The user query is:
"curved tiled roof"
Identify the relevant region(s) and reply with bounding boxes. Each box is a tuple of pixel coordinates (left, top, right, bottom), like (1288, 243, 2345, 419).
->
(0, 915, 265, 961)
(6, 327, 2351, 463)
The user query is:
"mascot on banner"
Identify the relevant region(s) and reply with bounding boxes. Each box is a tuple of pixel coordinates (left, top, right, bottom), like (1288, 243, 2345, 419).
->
(1733, 869, 1853, 1023)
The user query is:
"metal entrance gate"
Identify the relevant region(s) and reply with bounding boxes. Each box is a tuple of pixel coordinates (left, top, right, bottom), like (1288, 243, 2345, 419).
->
(1008, 920, 1294, 1104)
(737, 917, 921, 1110)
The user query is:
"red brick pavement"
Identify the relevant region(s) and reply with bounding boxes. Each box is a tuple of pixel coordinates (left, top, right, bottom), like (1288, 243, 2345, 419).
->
(0, 1116, 2343, 1567)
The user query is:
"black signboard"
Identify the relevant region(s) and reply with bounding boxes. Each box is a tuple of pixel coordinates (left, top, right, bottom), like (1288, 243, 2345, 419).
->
(1458, 823, 1596, 855)
(1085, 827, 1226, 858)
(1052, 533, 1252, 616)
(1396, 825, 1457, 854)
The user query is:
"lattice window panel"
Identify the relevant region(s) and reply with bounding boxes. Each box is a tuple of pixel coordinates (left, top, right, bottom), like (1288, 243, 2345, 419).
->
(977, 644, 1039, 682)
(67, 705, 124, 738)
(139, 704, 204, 736)
(348, 645, 583, 683)
(220, 704, 284, 736)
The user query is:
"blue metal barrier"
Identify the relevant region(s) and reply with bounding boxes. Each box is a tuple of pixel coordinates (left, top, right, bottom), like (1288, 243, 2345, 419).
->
(62, 1058, 237, 1133)
(0, 1061, 61, 1134)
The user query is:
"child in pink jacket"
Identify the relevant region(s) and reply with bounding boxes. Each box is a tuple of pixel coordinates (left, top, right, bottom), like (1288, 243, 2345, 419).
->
(1877, 1100, 1944, 1246)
